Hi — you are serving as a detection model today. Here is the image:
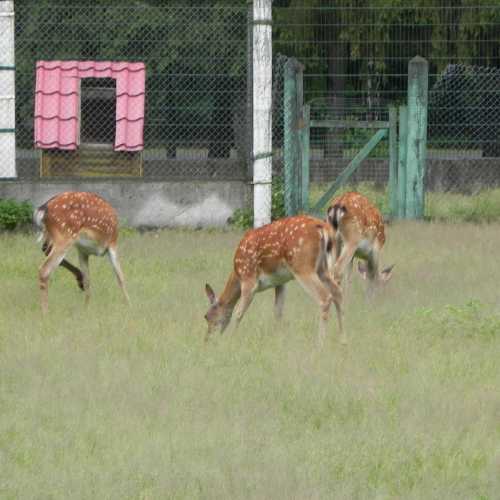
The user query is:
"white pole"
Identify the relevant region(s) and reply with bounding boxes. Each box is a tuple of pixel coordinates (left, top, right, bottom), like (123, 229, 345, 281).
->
(252, 0, 272, 228)
(0, 0, 15, 178)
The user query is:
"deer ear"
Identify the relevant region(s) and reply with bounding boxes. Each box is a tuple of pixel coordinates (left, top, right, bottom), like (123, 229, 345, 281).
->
(358, 261, 368, 280)
(205, 283, 216, 304)
(380, 264, 395, 283)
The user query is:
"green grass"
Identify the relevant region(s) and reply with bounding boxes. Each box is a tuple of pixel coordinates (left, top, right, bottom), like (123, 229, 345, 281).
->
(310, 182, 500, 222)
(1, 223, 499, 499)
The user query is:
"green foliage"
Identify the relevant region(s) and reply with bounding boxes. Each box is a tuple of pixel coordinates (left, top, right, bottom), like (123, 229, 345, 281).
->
(15, 1, 247, 148)
(229, 178, 287, 230)
(400, 300, 500, 339)
(0, 199, 33, 231)
(309, 182, 390, 215)
(274, 0, 500, 101)
(426, 188, 500, 223)
(310, 182, 500, 223)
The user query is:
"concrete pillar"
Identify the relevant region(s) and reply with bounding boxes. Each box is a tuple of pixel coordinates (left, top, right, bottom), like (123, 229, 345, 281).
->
(0, 0, 16, 178)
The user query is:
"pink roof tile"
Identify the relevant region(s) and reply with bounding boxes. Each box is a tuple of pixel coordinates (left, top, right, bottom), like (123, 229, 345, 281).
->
(34, 60, 145, 151)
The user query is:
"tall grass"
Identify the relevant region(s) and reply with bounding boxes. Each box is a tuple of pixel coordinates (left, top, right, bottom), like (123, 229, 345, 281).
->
(0, 223, 499, 499)
(310, 182, 500, 222)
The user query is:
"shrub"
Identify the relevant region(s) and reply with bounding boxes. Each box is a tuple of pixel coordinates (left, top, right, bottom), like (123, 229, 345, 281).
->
(0, 199, 34, 231)
(229, 177, 286, 230)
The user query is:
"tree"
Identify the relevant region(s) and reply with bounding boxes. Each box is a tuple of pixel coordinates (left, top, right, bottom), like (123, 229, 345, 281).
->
(15, 0, 248, 158)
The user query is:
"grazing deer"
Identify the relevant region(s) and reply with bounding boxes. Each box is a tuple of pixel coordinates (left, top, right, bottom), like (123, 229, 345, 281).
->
(33, 192, 130, 313)
(327, 192, 394, 297)
(204, 215, 345, 345)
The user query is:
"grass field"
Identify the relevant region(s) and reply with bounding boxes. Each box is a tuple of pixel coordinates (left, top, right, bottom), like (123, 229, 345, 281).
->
(1, 222, 499, 499)
(309, 183, 500, 223)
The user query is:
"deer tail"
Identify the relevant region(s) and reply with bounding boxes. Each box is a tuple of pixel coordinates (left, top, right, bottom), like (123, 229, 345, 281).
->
(327, 203, 347, 230)
(33, 203, 48, 243)
(316, 224, 335, 272)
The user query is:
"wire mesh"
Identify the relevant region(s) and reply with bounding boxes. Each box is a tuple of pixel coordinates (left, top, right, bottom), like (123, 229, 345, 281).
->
(273, 1, 500, 212)
(0, 0, 15, 179)
(428, 64, 500, 193)
(269, 53, 289, 220)
(9, 0, 500, 221)
(14, 1, 249, 180)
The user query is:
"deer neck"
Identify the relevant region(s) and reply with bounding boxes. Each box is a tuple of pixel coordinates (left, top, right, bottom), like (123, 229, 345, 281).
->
(218, 271, 241, 312)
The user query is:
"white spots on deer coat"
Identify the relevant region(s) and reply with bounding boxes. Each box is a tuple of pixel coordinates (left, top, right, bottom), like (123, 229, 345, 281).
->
(233, 214, 335, 281)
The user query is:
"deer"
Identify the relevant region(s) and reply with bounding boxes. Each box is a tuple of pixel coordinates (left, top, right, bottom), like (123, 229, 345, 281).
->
(326, 191, 394, 298)
(33, 191, 130, 313)
(204, 214, 345, 345)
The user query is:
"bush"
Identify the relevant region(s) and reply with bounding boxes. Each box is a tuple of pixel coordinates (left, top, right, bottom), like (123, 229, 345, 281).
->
(0, 199, 34, 231)
(229, 178, 286, 230)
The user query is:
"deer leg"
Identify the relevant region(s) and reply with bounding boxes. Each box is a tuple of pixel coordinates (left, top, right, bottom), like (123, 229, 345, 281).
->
(78, 249, 91, 306)
(367, 251, 379, 300)
(39, 245, 70, 314)
(233, 279, 257, 331)
(358, 249, 380, 301)
(333, 241, 358, 285)
(274, 285, 286, 321)
(43, 240, 84, 291)
(340, 257, 355, 301)
(295, 273, 335, 348)
(318, 269, 346, 345)
(108, 246, 131, 306)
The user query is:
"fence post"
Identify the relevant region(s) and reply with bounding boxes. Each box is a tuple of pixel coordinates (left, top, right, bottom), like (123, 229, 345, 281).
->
(283, 58, 302, 216)
(388, 106, 398, 217)
(0, 0, 16, 178)
(252, 0, 273, 228)
(397, 105, 408, 218)
(406, 56, 429, 219)
(246, 0, 253, 180)
(300, 104, 310, 212)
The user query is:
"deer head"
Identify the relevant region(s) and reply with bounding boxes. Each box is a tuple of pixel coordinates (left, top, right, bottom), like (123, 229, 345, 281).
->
(204, 282, 236, 337)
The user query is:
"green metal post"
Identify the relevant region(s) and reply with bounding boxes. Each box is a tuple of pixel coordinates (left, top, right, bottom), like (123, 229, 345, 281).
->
(388, 106, 398, 217)
(284, 58, 301, 216)
(295, 64, 304, 211)
(397, 105, 408, 218)
(406, 56, 429, 219)
(300, 104, 310, 212)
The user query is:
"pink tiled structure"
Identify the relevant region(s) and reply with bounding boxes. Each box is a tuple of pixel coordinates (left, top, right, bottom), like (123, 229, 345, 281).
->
(34, 60, 146, 151)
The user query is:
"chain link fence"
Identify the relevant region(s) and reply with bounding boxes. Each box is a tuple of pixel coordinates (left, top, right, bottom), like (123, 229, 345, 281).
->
(273, 1, 500, 216)
(428, 64, 500, 193)
(6, 1, 500, 222)
(14, 1, 249, 180)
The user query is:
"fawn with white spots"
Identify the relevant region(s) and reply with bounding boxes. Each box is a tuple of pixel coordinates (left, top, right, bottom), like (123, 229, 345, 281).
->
(204, 215, 345, 345)
(327, 192, 394, 297)
(34, 192, 130, 313)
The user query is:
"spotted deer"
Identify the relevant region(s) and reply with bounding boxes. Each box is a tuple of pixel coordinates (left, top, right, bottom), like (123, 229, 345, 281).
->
(327, 192, 394, 297)
(204, 215, 345, 345)
(33, 192, 130, 313)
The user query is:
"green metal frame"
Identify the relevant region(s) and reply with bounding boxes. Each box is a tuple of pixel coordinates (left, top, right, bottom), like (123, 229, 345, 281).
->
(397, 106, 408, 218)
(388, 106, 398, 216)
(405, 56, 429, 219)
(300, 104, 310, 211)
(282, 56, 430, 220)
(309, 127, 389, 215)
(283, 58, 304, 216)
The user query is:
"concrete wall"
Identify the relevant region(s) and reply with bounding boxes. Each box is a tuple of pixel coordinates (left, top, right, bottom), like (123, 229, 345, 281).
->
(0, 180, 251, 228)
(309, 158, 500, 193)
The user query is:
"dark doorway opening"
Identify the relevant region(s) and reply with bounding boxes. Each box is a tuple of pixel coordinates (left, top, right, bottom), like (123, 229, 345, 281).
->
(80, 78, 116, 145)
